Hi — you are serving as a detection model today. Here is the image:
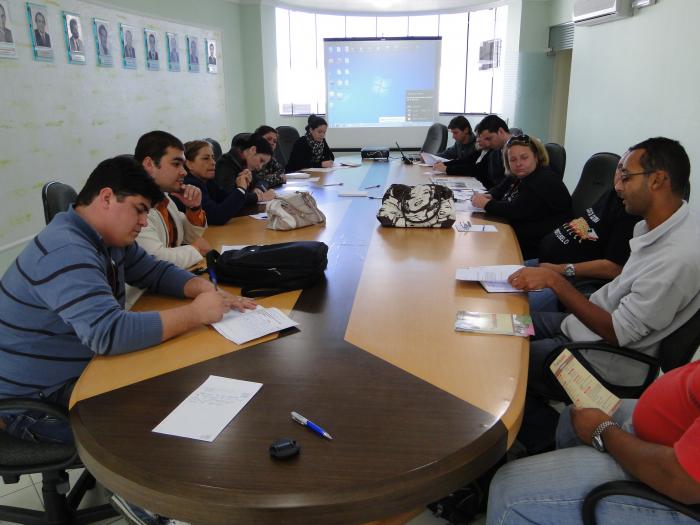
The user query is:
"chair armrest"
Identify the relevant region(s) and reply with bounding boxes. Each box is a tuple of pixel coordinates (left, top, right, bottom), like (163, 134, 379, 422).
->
(543, 342, 660, 400)
(0, 398, 69, 423)
(582, 480, 700, 525)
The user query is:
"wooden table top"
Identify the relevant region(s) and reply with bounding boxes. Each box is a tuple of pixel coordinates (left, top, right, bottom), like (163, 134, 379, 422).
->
(70, 159, 527, 525)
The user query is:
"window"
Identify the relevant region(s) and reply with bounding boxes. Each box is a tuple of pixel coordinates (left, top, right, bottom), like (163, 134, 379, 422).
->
(275, 7, 508, 116)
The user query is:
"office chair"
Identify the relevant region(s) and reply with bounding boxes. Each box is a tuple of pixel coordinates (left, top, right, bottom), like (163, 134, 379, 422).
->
(571, 152, 620, 216)
(275, 125, 300, 169)
(509, 127, 523, 137)
(421, 123, 448, 154)
(204, 137, 223, 161)
(541, 304, 700, 401)
(582, 481, 700, 525)
(41, 182, 77, 225)
(544, 143, 566, 180)
(0, 398, 117, 525)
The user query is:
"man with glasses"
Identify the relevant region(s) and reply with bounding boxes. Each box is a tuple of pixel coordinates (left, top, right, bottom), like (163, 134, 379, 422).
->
(0, 156, 255, 442)
(434, 114, 512, 188)
(508, 137, 700, 401)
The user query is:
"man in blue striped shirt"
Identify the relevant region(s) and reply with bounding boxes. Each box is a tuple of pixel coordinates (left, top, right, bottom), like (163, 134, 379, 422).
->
(0, 156, 255, 442)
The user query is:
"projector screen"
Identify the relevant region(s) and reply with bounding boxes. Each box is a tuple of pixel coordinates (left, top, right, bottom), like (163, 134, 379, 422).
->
(324, 37, 441, 129)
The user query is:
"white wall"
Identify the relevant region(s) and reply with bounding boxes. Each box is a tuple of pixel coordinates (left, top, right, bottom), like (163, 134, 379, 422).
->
(564, 0, 700, 199)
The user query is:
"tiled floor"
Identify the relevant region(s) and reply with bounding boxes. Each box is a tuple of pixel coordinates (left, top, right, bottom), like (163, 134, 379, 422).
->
(0, 468, 485, 525)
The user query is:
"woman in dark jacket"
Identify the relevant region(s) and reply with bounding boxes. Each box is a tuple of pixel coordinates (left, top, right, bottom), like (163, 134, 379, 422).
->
(471, 134, 572, 259)
(214, 133, 276, 205)
(286, 115, 334, 173)
(176, 140, 255, 225)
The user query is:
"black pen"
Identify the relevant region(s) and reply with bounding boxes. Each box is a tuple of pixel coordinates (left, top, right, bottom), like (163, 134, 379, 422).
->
(363, 184, 381, 189)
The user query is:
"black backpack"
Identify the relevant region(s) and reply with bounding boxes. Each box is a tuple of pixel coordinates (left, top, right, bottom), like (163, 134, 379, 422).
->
(207, 241, 328, 297)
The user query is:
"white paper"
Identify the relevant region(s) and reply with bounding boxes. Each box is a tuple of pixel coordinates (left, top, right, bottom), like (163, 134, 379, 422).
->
(249, 212, 268, 220)
(480, 281, 522, 293)
(212, 306, 299, 345)
(301, 167, 336, 173)
(153, 375, 262, 442)
(455, 265, 524, 282)
(420, 152, 450, 165)
(286, 177, 320, 186)
(423, 170, 443, 176)
(455, 223, 498, 233)
(455, 201, 485, 213)
(221, 245, 247, 253)
(338, 191, 368, 197)
(285, 172, 310, 179)
(431, 177, 485, 191)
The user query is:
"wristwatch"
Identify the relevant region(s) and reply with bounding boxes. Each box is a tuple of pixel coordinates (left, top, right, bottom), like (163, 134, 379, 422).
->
(564, 263, 576, 278)
(591, 420, 621, 452)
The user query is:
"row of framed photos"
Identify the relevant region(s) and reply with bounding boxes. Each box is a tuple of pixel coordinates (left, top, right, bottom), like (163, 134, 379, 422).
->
(0, 1, 218, 73)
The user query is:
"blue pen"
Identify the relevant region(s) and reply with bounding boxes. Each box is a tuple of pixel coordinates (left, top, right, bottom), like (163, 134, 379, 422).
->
(291, 411, 333, 440)
(207, 267, 218, 290)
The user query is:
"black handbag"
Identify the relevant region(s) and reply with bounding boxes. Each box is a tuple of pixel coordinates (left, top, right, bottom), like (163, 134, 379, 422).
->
(376, 183, 456, 228)
(206, 241, 328, 297)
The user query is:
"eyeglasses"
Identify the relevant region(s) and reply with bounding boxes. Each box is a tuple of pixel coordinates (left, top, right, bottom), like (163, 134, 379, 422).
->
(615, 169, 652, 183)
(506, 134, 532, 146)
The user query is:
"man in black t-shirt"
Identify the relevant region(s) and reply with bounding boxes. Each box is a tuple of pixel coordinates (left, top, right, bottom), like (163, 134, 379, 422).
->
(528, 188, 639, 312)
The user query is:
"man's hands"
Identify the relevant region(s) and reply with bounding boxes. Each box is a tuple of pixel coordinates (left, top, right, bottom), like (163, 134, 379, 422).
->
(508, 266, 561, 291)
(191, 237, 212, 256)
(321, 160, 334, 168)
(171, 184, 202, 208)
(433, 162, 447, 172)
(570, 407, 611, 445)
(191, 290, 257, 325)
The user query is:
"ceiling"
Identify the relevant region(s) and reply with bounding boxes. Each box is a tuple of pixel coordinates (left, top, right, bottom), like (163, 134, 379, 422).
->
(235, 0, 507, 14)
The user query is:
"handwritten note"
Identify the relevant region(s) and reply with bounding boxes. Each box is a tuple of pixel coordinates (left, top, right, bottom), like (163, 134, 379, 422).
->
(153, 375, 262, 441)
(212, 306, 298, 345)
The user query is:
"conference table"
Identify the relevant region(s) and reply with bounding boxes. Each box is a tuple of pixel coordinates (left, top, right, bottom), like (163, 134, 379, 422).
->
(69, 158, 529, 524)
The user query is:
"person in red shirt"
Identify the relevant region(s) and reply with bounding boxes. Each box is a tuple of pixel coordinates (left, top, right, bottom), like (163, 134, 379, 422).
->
(486, 360, 700, 524)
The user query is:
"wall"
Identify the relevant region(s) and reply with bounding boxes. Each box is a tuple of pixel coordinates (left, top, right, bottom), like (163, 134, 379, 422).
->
(564, 0, 700, 199)
(0, 0, 244, 272)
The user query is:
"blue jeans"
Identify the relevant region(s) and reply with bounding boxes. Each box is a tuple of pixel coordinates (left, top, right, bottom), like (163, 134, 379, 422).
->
(0, 380, 75, 444)
(487, 402, 697, 525)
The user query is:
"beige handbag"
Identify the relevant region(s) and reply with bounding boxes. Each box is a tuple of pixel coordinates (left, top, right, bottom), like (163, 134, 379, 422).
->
(266, 191, 326, 230)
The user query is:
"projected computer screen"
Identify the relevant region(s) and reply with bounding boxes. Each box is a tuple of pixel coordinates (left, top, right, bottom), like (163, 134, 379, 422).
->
(324, 37, 441, 128)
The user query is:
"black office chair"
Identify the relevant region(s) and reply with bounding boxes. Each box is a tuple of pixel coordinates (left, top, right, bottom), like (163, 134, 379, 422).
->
(421, 123, 448, 154)
(0, 399, 117, 525)
(582, 481, 700, 525)
(509, 127, 523, 137)
(275, 125, 300, 169)
(545, 143, 566, 180)
(204, 137, 223, 161)
(571, 152, 620, 216)
(41, 182, 77, 225)
(542, 304, 700, 401)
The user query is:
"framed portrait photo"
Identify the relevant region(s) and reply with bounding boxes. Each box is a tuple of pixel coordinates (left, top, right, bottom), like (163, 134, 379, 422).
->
(186, 34, 199, 73)
(26, 2, 53, 61)
(93, 18, 113, 67)
(120, 23, 136, 69)
(166, 31, 179, 72)
(0, 0, 17, 59)
(205, 38, 217, 74)
(144, 29, 159, 70)
(62, 12, 85, 64)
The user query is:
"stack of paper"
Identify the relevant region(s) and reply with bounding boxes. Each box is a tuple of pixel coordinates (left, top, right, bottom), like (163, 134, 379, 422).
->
(455, 265, 524, 293)
(420, 152, 450, 165)
(212, 306, 298, 344)
(455, 311, 534, 337)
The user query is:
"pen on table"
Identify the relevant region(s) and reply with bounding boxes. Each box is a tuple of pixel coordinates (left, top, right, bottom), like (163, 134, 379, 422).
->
(207, 267, 218, 290)
(291, 411, 333, 440)
(321, 182, 343, 187)
(363, 184, 381, 189)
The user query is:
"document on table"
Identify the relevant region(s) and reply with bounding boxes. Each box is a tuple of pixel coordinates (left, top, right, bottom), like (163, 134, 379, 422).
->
(338, 190, 368, 197)
(286, 178, 320, 186)
(431, 177, 485, 191)
(455, 222, 497, 232)
(420, 152, 449, 165)
(480, 281, 521, 293)
(221, 244, 247, 253)
(301, 167, 336, 173)
(455, 201, 485, 213)
(286, 172, 310, 179)
(456, 265, 523, 282)
(212, 305, 298, 345)
(550, 349, 622, 416)
(153, 375, 263, 442)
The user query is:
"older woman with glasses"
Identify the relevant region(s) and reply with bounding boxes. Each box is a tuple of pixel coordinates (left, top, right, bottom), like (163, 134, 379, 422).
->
(471, 134, 572, 259)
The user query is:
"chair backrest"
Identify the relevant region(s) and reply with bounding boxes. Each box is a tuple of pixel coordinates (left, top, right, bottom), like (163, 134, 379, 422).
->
(204, 137, 223, 160)
(658, 305, 700, 373)
(42, 182, 77, 225)
(509, 127, 523, 137)
(275, 125, 300, 168)
(571, 152, 620, 216)
(545, 143, 566, 180)
(421, 123, 448, 154)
